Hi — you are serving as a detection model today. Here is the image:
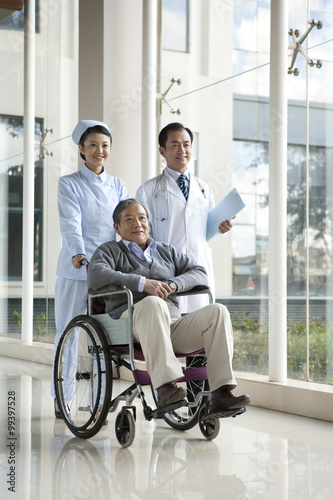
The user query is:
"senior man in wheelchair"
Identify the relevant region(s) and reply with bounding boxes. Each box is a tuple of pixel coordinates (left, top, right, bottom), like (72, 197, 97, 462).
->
(87, 198, 250, 414)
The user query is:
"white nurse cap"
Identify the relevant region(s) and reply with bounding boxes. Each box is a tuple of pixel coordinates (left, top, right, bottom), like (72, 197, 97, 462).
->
(72, 120, 111, 145)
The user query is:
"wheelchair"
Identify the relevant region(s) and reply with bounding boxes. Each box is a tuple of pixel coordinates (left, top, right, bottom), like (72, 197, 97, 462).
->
(54, 286, 246, 448)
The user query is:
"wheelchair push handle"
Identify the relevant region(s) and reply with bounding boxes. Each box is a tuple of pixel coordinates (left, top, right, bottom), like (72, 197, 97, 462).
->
(80, 258, 89, 267)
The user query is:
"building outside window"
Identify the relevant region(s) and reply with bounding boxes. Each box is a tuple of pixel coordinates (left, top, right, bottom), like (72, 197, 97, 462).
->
(160, 0, 333, 385)
(0, 115, 43, 282)
(0, 0, 39, 31)
(231, 1, 333, 384)
(162, 0, 189, 53)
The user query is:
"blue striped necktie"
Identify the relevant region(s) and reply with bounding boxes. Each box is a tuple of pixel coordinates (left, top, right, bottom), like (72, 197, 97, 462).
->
(177, 174, 189, 200)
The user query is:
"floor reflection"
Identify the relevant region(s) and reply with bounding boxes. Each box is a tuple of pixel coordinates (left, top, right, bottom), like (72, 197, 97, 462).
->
(148, 433, 247, 498)
(1, 357, 333, 499)
(51, 432, 247, 499)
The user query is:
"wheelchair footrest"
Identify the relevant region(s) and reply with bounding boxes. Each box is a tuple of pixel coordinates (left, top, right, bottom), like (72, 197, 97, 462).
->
(203, 406, 247, 420)
(150, 399, 187, 420)
(78, 406, 92, 412)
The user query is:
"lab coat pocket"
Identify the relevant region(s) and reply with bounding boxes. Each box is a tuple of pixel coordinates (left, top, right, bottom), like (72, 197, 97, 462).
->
(190, 193, 210, 213)
(153, 189, 171, 222)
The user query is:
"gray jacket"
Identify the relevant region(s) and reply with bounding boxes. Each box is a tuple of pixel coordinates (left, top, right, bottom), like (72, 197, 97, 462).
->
(87, 240, 208, 319)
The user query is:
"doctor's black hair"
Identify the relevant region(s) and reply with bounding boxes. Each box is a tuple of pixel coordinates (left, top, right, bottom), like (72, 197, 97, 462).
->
(79, 125, 112, 161)
(113, 198, 149, 225)
(158, 122, 193, 149)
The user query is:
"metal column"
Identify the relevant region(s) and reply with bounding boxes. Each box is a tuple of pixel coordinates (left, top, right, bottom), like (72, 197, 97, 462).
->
(22, 0, 35, 343)
(141, 0, 158, 182)
(268, 0, 288, 381)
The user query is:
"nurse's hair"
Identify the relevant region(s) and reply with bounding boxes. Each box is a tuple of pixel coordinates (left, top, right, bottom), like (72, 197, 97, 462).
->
(158, 122, 193, 149)
(79, 125, 112, 161)
(113, 198, 149, 225)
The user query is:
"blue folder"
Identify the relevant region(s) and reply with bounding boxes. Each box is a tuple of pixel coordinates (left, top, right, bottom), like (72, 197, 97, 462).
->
(206, 188, 246, 241)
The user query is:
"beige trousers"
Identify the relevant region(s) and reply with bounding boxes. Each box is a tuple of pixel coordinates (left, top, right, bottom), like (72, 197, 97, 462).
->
(129, 296, 237, 390)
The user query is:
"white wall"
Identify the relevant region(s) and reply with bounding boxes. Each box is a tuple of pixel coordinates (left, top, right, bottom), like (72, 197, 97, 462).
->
(78, 0, 144, 198)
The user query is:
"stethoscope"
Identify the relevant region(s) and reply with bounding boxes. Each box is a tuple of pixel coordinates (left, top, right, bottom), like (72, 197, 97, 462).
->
(153, 170, 206, 221)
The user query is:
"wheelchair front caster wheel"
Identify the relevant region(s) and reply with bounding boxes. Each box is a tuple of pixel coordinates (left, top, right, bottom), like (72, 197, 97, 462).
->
(115, 410, 136, 448)
(198, 405, 220, 440)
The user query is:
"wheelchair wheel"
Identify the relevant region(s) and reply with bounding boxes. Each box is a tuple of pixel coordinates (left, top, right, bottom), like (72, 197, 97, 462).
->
(151, 356, 208, 431)
(198, 404, 220, 440)
(54, 315, 112, 439)
(115, 409, 136, 448)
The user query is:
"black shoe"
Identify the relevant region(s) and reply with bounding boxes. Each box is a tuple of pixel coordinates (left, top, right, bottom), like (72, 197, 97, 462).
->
(157, 383, 187, 410)
(211, 390, 250, 414)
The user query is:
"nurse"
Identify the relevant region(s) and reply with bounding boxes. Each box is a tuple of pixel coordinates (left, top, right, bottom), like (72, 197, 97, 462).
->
(52, 119, 129, 414)
(136, 122, 232, 312)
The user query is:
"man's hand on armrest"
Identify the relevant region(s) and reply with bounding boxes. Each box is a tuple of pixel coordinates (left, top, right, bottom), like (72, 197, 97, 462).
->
(144, 279, 172, 299)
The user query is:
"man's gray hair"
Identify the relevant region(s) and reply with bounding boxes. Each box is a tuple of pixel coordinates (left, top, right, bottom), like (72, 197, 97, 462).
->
(113, 198, 149, 225)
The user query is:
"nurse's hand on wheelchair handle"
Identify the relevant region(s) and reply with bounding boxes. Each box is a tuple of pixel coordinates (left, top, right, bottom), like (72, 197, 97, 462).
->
(71, 254, 88, 269)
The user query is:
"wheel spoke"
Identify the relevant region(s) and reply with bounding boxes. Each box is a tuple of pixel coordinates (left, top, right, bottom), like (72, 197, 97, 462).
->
(54, 315, 112, 439)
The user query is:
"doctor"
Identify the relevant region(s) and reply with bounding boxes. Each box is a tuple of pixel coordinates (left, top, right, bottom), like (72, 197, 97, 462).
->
(136, 122, 232, 312)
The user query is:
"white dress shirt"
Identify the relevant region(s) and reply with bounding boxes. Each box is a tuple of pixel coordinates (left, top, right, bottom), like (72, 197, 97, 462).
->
(122, 238, 156, 291)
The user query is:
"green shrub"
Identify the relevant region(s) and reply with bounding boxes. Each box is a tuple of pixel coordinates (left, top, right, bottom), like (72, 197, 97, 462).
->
(232, 313, 333, 384)
(12, 310, 56, 343)
(232, 313, 268, 374)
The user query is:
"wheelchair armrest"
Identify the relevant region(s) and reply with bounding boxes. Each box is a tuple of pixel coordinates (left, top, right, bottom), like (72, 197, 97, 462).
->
(88, 284, 126, 297)
(176, 286, 213, 303)
(176, 285, 210, 296)
(88, 285, 133, 315)
(88, 284, 212, 315)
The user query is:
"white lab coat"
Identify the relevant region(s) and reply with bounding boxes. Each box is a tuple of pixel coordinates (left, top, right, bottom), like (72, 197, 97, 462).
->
(136, 168, 216, 312)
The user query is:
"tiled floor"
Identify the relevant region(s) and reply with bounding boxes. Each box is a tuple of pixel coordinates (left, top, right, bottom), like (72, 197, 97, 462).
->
(0, 356, 333, 500)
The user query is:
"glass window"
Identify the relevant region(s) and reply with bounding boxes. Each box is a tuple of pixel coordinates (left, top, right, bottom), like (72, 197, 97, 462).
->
(232, 140, 268, 298)
(233, 0, 270, 97)
(232, 138, 333, 300)
(0, 1, 40, 32)
(0, 115, 43, 282)
(162, 0, 189, 52)
(0, 0, 78, 342)
(287, 144, 333, 298)
(231, 0, 333, 385)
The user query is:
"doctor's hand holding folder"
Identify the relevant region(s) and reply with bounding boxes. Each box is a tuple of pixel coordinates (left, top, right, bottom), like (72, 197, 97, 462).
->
(206, 188, 246, 241)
